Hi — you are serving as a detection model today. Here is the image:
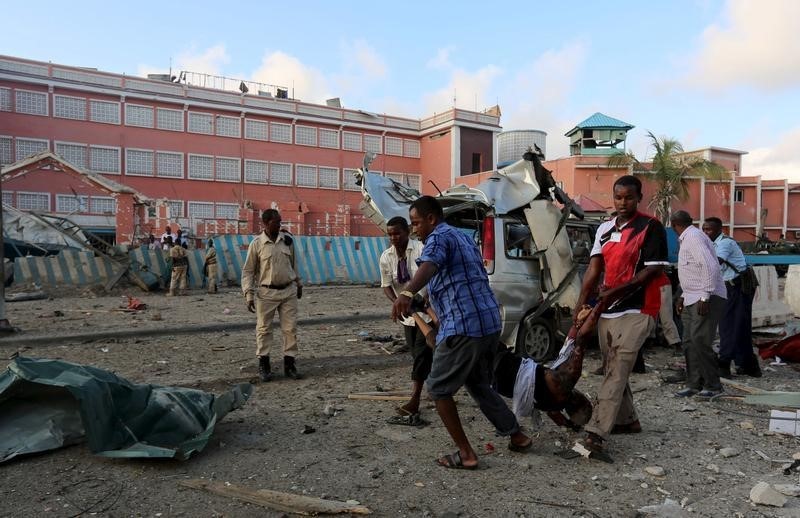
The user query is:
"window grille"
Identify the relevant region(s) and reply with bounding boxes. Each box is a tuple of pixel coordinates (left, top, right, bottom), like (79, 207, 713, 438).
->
(156, 108, 184, 131)
(55, 142, 88, 169)
(215, 115, 240, 138)
(0, 88, 10, 112)
(15, 138, 48, 160)
(156, 151, 184, 178)
(319, 128, 340, 149)
(125, 104, 154, 128)
(54, 95, 86, 120)
(215, 203, 239, 219)
(125, 149, 154, 176)
(295, 126, 317, 147)
(168, 200, 184, 218)
(364, 134, 382, 154)
(343, 168, 360, 191)
(2, 191, 13, 206)
(188, 154, 214, 180)
(342, 131, 362, 152)
(269, 162, 292, 185)
(384, 172, 405, 184)
(0, 136, 12, 165)
(15, 90, 47, 116)
(188, 201, 214, 219)
(188, 112, 214, 134)
(270, 122, 291, 143)
(385, 137, 402, 156)
(90, 99, 120, 124)
(17, 192, 50, 211)
(56, 194, 88, 213)
(90, 196, 116, 214)
(406, 174, 422, 191)
(403, 139, 420, 158)
(244, 159, 268, 184)
(295, 164, 317, 187)
(318, 166, 339, 189)
(89, 146, 120, 174)
(215, 157, 241, 182)
(245, 119, 268, 141)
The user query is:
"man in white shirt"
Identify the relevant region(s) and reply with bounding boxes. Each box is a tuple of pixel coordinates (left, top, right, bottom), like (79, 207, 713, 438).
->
(379, 216, 432, 424)
(670, 211, 727, 398)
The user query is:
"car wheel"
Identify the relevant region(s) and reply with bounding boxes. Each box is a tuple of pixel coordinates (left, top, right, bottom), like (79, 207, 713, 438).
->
(516, 316, 556, 362)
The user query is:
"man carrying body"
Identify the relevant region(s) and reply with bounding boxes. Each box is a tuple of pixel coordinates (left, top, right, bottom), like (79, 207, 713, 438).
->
(379, 216, 433, 424)
(574, 175, 669, 461)
(241, 209, 303, 382)
(168, 236, 188, 296)
(671, 211, 727, 398)
(702, 217, 762, 378)
(392, 196, 532, 470)
(204, 239, 218, 294)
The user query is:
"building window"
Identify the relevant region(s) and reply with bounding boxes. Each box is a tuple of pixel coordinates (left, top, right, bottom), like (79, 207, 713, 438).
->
(318, 166, 339, 189)
(215, 157, 241, 182)
(269, 162, 292, 185)
(90, 196, 116, 214)
(156, 108, 184, 131)
(188, 154, 214, 180)
(385, 136, 402, 156)
(125, 149, 154, 176)
(295, 125, 317, 147)
(0, 136, 12, 165)
(0, 88, 11, 112)
(270, 122, 292, 143)
(295, 164, 318, 187)
(125, 104, 154, 128)
(342, 131, 362, 152)
(364, 134, 382, 154)
(89, 146, 120, 174)
(89, 99, 120, 124)
(406, 174, 422, 191)
(188, 111, 214, 134)
(734, 188, 744, 203)
(244, 159, 269, 184)
(156, 151, 184, 178)
(55, 142, 88, 169)
(384, 172, 405, 184)
(471, 153, 482, 174)
(15, 90, 48, 116)
(17, 192, 50, 211)
(215, 115, 241, 138)
(343, 168, 360, 191)
(188, 201, 214, 219)
(403, 139, 420, 158)
(56, 194, 88, 213)
(215, 203, 239, 219)
(15, 138, 49, 160)
(3, 191, 14, 206)
(319, 128, 340, 149)
(245, 119, 268, 141)
(167, 200, 184, 218)
(54, 95, 86, 120)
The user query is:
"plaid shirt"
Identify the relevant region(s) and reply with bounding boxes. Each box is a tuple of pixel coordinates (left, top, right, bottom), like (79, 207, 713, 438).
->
(417, 223, 501, 343)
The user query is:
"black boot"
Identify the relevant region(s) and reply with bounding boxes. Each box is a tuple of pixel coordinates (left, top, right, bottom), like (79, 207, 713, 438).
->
(284, 356, 302, 380)
(258, 355, 273, 382)
(736, 355, 763, 378)
(718, 358, 732, 379)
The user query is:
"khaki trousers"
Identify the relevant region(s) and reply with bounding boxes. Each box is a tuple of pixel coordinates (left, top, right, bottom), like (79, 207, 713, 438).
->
(659, 284, 681, 346)
(255, 286, 298, 358)
(169, 266, 187, 295)
(586, 312, 655, 440)
(207, 264, 218, 293)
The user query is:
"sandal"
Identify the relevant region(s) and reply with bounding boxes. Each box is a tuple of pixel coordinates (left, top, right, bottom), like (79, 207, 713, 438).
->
(435, 451, 478, 470)
(386, 413, 428, 427)
(507, 439, 533, 453)
(395, 405, 416, 417)
(581, 434, 614, 464)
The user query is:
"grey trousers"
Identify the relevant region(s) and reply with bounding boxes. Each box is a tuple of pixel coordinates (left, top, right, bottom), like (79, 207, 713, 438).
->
(682, 295, 726, 391)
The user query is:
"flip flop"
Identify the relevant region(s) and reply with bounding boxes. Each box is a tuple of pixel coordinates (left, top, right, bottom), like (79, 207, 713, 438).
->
(395, 405, 416, 417)
(386, 413, 428, 427)
(507, 440, 534, 453)
(435, 451, 477, 470)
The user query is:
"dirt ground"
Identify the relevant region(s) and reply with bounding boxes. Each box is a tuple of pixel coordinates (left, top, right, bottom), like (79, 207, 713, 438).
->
(1, 285, 800, 518)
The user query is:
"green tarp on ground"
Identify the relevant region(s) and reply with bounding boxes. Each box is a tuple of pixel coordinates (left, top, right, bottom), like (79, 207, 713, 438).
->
(0, 356, 251, 463)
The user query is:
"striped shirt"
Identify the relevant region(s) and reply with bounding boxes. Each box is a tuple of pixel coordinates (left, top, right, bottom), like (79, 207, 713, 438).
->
(417, 222, 501, 343)
(677, 225, 726, 306)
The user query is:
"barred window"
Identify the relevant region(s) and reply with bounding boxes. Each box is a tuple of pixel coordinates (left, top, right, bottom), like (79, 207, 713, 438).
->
(15, 138, 49, 160)
(318, 166, 339, 189)
(156, 108, 184, 131)
(406, 174, 422, 191)
(270, 122, 291, 143)
(215, 115, 240, 138)
(403, 139, 421, 158)
(188, 201, 214, 219)
(319, 128, 339, 149)
(54, 95, 86, 120)
(90, 99, 120, 124)
(89, 146, 120, 174)
(91, 196, 116, 214)
(385, 136, 402, 156)
(156, 151, 184, 178)
(269, 162, 292, 185)
(295, 125, 317, 147)
(125, 149, 154, 176)
(364, 134, 382, 154)
(384, 172, 405, 184)
(168, 200, 184, 218)
(245, 119, 268, 141)
(244, 159, 268, 184)
(3, 191, 13, 206)
(188, 112, 214, 134)
(0, 88, 10, 112)
(343, 168, 361, 191)
(0, 136, 12, 165)
(295, 164, 317, 187)
(55, 142, 88, 169)
(15, 90, 47, 116)
(188, 154, 213, 180)
(56, 194, 88, 213)
(215, 157, 241, 182)
(125, 104, 154, 128)
(342, 131, 362, 152)
(215, 203, 239, 219)
(17, 192, 50, 211)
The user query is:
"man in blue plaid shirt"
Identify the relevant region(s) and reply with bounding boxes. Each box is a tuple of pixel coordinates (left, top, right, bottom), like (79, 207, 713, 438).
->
(392, 196, 532, 470)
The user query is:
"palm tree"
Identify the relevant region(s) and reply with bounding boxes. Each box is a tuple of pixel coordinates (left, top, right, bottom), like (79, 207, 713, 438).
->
(607, 131, 729, 225)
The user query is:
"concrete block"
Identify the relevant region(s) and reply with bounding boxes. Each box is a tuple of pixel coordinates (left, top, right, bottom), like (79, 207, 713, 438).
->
(749, 481, 787, 507)
(752, 266, 795, 327)
(785, 264, 800, 317)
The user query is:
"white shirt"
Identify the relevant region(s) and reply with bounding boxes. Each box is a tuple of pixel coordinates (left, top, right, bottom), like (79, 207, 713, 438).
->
(379, 239, 427, 326)
(677, 225, 726, 306)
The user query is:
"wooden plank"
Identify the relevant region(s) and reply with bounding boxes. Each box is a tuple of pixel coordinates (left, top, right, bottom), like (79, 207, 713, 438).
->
(720, 378, 766, 394)
(347, 393, 411, 401)
(178, 479, 371, 515)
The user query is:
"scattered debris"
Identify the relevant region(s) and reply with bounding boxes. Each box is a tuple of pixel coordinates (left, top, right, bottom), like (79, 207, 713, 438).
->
(125, 296, 147, 311)
(738, 421, 754, 430)
(645, 466, 666, 477)
(719, 447, 740, 458)
(773, 484, 800, 497)
(5, 291, 47, 302)
(749, 481, 787, 507)
(768, 410, 800, 436)
(301, 425, 316, 435)
(637, 498, 688, 517)
(323, 402, 341, 417)
(348, 391, 411, 401)
(706, 464, 720, 473)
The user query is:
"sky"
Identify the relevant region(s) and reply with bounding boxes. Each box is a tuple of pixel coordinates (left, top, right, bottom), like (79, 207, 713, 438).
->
(3, 0, 800, 181)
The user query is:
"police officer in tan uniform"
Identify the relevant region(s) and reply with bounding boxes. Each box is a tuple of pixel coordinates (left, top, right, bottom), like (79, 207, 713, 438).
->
(241, 209, 303, 381)
(204, 239, 218, 294)
(168, 237, 189, 296)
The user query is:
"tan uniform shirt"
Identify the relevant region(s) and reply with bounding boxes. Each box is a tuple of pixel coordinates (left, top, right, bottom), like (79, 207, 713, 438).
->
(169, 244, 187, 264)
(205, 247, 217, 265)
(241, 232, 299, 302)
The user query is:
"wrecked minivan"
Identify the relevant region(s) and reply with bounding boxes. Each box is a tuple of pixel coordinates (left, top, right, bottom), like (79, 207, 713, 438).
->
(356, 151, 592, 361)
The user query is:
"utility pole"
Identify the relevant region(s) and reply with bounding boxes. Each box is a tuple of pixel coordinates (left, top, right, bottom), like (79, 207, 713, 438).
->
(0, 170, 14, 332)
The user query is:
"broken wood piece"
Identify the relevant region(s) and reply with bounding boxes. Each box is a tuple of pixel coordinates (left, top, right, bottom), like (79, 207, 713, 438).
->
(720, 378, 766, 395)
(178, 479, 371, 515)
(5, 291, 47, 302)
(347, 393, 411, 401)
(350, 390, 410, 396)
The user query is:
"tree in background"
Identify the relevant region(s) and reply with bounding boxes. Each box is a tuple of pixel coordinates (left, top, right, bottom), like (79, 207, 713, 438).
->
(607, 131, 728, 225)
